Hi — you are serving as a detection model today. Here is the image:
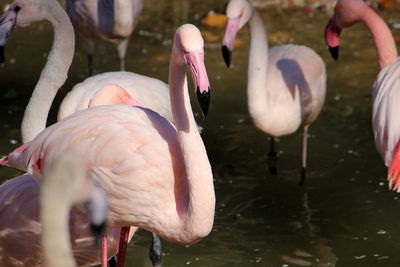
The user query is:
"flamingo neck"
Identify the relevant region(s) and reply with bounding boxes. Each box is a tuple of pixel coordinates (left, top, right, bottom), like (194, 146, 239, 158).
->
(41, 181, 76, 267)
(246, 10, 271, 126)
(21, 4, 75, 143)
(168, 50, 215, 242)
(359, 6, 397, 69)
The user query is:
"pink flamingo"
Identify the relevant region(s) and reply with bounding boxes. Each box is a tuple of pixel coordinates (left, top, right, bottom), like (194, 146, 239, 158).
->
(0, 0, 155, 265)
(40, 152, 109, 267)
(0, 2, 130, 266)
(324, 0, 400, 190)
(1, 23, 214, 267)
(66, 0, 144, 75)
(221, 0, 326, 184)
(1, 0, 202, 263)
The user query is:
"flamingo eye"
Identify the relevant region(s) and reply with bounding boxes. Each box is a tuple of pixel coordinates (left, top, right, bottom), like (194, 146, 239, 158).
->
(123, 96, 129, 101)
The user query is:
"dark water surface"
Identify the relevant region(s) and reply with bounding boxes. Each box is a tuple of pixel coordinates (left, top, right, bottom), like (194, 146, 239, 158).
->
(2, 0, 400, 266)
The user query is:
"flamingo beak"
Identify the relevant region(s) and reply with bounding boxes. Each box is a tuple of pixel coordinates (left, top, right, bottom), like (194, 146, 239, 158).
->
(0, 7, 20, 64)
(221, 17, 240, 67)
(86, 181, 108, 246)
(325, 16, 341, 61)
(184, 50, 211, 116)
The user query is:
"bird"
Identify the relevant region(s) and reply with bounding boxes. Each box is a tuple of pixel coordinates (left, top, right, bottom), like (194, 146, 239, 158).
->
(0, 1, 145, 266)
(65, 0, 144, 75)
(324, 0, 400, 190)
(1, 23, 214, 267)
(221, 0, 326, 184)
(0, 0, 200, 263)
(40, 151, 109, 267)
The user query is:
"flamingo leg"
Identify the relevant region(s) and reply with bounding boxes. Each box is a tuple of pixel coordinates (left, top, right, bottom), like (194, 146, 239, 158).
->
(116, 226, 130, 267)
(108, 255, 117, 267)
(299, 125, 309, 186)
(87, 54, 94, 76)
(267, 136, 278, 175)
(101, 234, 108, 267)
(117, 38, 129, 72)
(149, 233, 162, 267)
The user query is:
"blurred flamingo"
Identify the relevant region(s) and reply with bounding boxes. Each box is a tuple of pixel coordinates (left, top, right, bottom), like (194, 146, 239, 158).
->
(66, 0, 144, 75)
(221, 0, 326, 184)
(40, 152, 109, 267)
(324, 0, 400, 190)
(1, 23, 214, 267)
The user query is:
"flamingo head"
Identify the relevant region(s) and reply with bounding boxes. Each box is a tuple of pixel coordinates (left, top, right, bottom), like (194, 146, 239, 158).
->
(0, 0, 56, 63)
(89, 84, 141, 108)
(325, 0, 367, 60)
(221, 0, 253, 67)
(175, 24, 211, 116)
(85, 180, 108, 246)
(325, 16, 342, 60)
(0, 6, 19, 63)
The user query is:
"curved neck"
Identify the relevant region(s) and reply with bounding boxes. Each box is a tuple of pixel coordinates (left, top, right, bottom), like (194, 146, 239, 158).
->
(168, 49, 215, 241)
(360, 6, 397, 69)
(246, 10, 269, 120)
(21, 4, 75, 143)
(41, 183, 76, 267)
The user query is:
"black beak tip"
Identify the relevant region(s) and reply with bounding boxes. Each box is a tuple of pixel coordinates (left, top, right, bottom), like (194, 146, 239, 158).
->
(221, 45, 231, 67)
(328, 46, 339, 60)
(196, 88, 210, 117)
(90, 222, 106, 246)
(0, 46, 5, 64)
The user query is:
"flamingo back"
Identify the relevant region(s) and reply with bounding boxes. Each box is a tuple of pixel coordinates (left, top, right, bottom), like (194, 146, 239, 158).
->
(58, 72, 172, 122)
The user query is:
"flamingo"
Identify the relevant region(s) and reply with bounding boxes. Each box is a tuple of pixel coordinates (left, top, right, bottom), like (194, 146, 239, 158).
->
(0, 2, 131, 266)
(0, 0, 155, 265)
(1, 0, 205, 263)
(40, 152, 109, 267)
(324, 0, 400, 190)
(1, 23, 214, 267)
(66, 0, 144, 75)
(221, 0, 326, 184)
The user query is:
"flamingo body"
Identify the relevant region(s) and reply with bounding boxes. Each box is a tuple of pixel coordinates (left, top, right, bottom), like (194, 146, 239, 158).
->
(372, 60, 400, 166)
(58, 71, 172, 122)
(3, 105, 205, 242)
(254, 44, 326, 137)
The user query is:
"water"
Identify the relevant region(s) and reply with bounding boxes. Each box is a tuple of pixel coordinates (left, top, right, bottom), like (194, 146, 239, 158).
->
(1, 0, 400, 266)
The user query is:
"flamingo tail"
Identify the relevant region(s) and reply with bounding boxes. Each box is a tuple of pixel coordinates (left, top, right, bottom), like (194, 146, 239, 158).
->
(388, 139, 400, 191)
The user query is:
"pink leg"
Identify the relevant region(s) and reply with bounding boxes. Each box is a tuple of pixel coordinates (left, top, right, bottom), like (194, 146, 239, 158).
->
(116, 227, 130, 267)
(101, 234, 107, 267)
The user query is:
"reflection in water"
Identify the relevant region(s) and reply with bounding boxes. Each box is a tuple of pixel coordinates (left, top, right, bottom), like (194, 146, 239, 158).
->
(280, 192, 338, 266)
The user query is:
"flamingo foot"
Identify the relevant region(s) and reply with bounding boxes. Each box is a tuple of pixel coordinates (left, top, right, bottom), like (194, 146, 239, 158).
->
(149, 233, 162, 267)
(116, 227, 130, 267)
